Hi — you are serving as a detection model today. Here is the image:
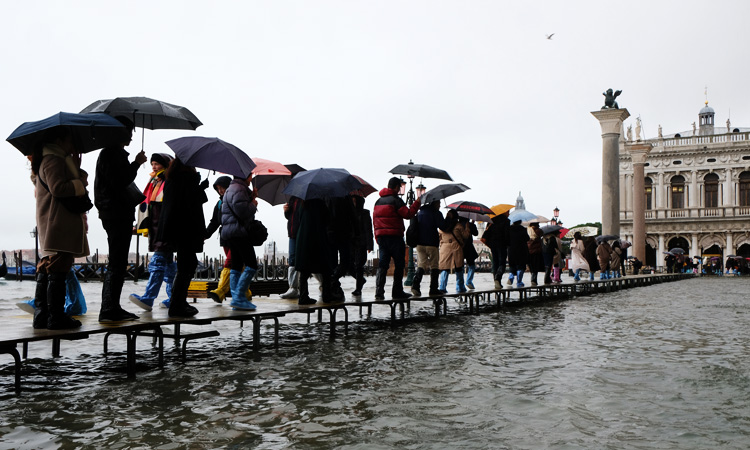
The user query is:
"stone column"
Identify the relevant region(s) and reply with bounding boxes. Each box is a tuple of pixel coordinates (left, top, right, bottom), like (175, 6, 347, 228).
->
(592, 108, 630, 236)
(726, 232, 734, 256)
(658, 234, 665, 270)
(691, 234, 699, 258)
(627, 142, 652, 262)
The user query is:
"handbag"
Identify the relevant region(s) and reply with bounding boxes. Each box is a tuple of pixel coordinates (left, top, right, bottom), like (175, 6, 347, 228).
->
(225, 200, 268, 246)
(125, 182, 146, 207)
(37, 176, 93, 214)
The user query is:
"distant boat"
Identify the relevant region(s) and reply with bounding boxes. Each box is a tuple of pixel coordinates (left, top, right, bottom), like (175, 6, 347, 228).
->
(4, 258, 36, 280)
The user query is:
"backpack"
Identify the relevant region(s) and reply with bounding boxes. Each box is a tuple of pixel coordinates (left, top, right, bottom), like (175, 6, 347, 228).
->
(406, 217, 420, 247)
(247, 220, 268, 247)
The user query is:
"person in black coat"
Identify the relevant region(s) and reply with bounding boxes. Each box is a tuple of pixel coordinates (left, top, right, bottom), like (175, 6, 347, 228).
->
(351, 195, 373, 296)
(156, 158, 208, 317)
(507, 219, 530, 287)
(459, 216, 479, 290)
(482, 211, 510, 289)
(295, 198, 335, 305)
(327, 195, 356, 301)
(583, 236, 600, 281)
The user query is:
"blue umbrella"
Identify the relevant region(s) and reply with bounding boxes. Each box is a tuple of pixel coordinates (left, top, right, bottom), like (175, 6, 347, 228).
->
(165, 136, 256, 178)
(7, 112, 126, 155)
(508, 209, 538, 222)
(282, 168, 363, 200)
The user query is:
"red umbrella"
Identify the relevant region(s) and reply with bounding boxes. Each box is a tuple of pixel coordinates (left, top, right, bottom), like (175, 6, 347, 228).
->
(350, 175, 376, 197)
(251, 157, 293, 176)
(446, 200, 493, 215)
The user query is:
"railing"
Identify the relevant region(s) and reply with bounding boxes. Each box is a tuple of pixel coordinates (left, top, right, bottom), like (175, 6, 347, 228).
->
(656, 131, 750, 148)
(622, 206, 750, 220)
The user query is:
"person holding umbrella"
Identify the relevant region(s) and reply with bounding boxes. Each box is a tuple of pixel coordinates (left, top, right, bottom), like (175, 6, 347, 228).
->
(526, 222, 545, 286)
(438, 209, 471, 293)
(411, 200, 445, 297)
(507, 219, 530, 288)
(596, 239, 613, 279)
(94, 117, 146, 322)
(458, 216, 479, 290)
(280, 196, 303, 299)
(351, 195, 374, 296)
(372, 177, 421, 300)
(482, 211, 510, 289)
(154, 157, 208, 317)
(569, 232, 590, 282)
(29, 126, 90, 329)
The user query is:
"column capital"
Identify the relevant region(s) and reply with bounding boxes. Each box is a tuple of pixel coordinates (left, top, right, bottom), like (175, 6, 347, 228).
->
(591, 108, 630, 135)
(626, 142, 653, 165)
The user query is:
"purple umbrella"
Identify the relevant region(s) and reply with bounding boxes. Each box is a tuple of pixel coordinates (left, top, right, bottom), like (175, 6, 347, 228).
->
(165, 136, 255, 178)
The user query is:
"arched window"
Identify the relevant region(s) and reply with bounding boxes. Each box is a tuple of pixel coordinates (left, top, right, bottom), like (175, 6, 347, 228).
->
(740, 172, 750, 207)
(704, 173, 719, 208)
(671, 175, 685, 209)
(645, 177, 653, 210)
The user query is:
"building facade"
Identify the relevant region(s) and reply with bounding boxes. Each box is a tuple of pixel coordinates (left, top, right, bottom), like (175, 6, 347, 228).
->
(619, 103, 750, 268)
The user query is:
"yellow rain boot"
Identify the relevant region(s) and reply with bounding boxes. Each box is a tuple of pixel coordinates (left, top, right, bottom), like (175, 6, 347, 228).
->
(208, 268, 230, 303)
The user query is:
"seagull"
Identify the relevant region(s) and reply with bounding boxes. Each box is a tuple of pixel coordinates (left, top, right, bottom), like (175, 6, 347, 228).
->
(546, 33, 555, 40)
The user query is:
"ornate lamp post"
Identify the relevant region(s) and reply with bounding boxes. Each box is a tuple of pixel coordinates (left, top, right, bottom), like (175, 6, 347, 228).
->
(551, 207, 560, 225)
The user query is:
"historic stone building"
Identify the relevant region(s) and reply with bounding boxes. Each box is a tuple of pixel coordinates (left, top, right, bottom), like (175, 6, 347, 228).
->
(619, 102, 750, 268)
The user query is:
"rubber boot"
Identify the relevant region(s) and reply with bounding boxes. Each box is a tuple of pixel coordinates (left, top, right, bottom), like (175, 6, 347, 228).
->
(455, 266, 466, 293)
(428, 269, 441, 296)
(33, 272, 49, 329)
(168, 269, 199, 318)
(465, 265, 476, 290)
(312, 273, 324, 295)
(553, 267, 562, 283)
(160, 259, 177, 309)
(209, 267, 230, 303)
(47, 272, 81, 330)
(391, 267, 411, 299)
(352, 271, 366, 297)
(438, 270, 448, 293)
(599, 271, 606, 280)
(99, 271, 139, 322)
(129, 254, 167, 311)
(516, 270, 525, 288)
(530, 271, 538, 286)
(573, 268, 581, 282)
(411, 267, 424, 297)
(64, 269, 86, 315)
(374, 268, 387, 299)
(280, 267, 300, 299)
(298, 273, 316, 305)
(507, 271, 514, 285)
(322, 273, 345, 303)
(231, 267, 257, 310)
(589, 271, 595, 281)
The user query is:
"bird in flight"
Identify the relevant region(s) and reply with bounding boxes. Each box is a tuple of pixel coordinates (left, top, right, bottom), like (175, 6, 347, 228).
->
(546, 33, 555, 40)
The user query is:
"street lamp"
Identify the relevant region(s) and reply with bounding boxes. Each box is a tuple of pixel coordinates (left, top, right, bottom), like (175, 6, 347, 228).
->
(551, 206, 560, 225)
(403, 178, 425, 286)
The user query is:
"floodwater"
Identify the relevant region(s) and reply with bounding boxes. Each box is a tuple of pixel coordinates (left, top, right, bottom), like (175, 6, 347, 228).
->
(0, 275, 749, 449)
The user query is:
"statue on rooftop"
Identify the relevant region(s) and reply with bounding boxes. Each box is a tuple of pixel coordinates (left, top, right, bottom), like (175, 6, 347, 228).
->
(658, 124, 663, 138)
(635, 117, 642, 141)
(627, 125, 633, 141)
(602, 88, 622, 109)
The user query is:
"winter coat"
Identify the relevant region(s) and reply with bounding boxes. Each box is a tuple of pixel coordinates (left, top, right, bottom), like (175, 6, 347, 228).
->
(507, 223, 530, 267)
(138, 169, 169, 252)
(542, 234, 558, 268)
(205, 198, 223, 245)
(157, 168, 207, 253)
(569, 238, 590, 272)
(527, 226, 543, 254)
(220, 178, 257, 243)
(295, 198, 333, 274)
(327, 196, 357, 243)
(462, 220, 479, 264)
(285, 196, 303, 239)
(373, 188, 420, 238)
(439, 222, 470, 271)
(610, 246, 622, 270)
(482, 215, 510, 251)
(94, 145, 141, 222)
(36, 144, 90, 258)
(416, 206, 445, 247)
(583, 237, 600, 272)
(596, 241, 613, 271)
(353, 207, 374, 252)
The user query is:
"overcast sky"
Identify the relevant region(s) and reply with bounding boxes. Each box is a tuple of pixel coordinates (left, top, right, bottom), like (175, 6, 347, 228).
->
(2, 0, 749, 259)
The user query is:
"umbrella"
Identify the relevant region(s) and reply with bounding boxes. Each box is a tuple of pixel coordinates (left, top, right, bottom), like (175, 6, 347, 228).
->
(596, 234, 620, 243)
(7, 112, 126, 155)
(447, 201, 493, 215)
(165, 136, 256, 178)
(457, 211, 493, 222)
(540, 224, 563, 235)
(80, 96, 202, 130)
(389, 160, 452, 180)
(663, 251, 674, 255)
(566, 226, 598, 237)
(253, 163, 306, 205)
(534, 215, 550, 223)
(726, 254, 737, 258)
(350, 175, 376, 197)
(558, 228, 570, 238)
(421, 183, 470, 204)
(669, 248, 685, 254)
(489, 203, 514, 217)
(251, 158, 292, 176)
(281, 168, 363, 200)
(508, 209, 538, 222)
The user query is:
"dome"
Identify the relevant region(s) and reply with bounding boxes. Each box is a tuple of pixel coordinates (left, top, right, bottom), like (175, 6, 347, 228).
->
(700, 105, 715, 114)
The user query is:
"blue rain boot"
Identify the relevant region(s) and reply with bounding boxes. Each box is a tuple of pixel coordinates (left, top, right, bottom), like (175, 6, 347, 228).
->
(456, 267, 467, 293)
(516, 270, 524, 287)
(129, 252, 168, 311)
(438, 270, 448, 293)
(465, 265, 476, 290)
(16, 298, 36, 314)
(600, 271, 606, 280)
(64, 269, 86, 315)
(589, 271, 595, 281)
(161, 259, 177, 309)
(507, 271, 514, 286)
(573, 268, 581, 282)
(231, 267, 257, 310)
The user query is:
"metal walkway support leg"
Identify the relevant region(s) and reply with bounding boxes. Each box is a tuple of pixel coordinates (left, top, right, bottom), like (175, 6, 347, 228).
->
(1, 345, 22, 394)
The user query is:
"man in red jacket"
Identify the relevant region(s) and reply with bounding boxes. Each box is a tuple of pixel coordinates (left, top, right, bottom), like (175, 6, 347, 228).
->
(372, 177, 420, 299)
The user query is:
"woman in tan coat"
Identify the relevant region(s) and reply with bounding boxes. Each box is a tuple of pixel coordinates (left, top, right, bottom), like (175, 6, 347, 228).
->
(438, 209, 471, 293)
(596, 240, 613, 280)
(32, 126, 90, 329)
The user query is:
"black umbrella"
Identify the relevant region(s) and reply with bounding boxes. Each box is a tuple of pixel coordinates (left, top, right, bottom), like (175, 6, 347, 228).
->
(540, 224, 563, 235)
(421, 183, 470, 204)
(253, 164, 306, 205)
(80, 96, 202, 130)
(7, 112, 126, 155)
(595, 234, 619, 243)
(669, 248, 685, 254)
(281, 168, 363, 200)
(446, 200, 493, 215)
(389, 160, 452, 181)
(165, 136, 256, 178)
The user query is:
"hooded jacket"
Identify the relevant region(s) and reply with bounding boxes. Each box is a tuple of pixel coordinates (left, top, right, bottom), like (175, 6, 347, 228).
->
(372, 188, 420, 238)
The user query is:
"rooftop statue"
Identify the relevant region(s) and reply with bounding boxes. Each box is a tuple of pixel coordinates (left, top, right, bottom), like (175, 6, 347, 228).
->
(602, 88, 622, 109)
